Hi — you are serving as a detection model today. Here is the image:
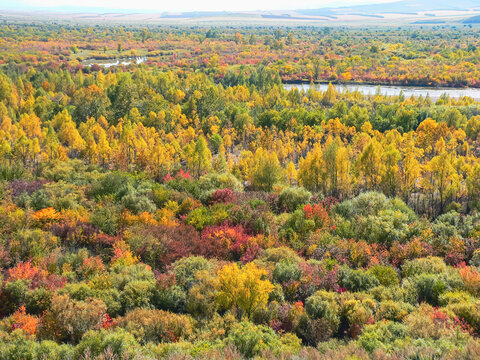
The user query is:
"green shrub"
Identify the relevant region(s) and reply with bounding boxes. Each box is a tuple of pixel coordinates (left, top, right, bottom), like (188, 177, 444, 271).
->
(25, 287, 53, 316)
(37, 340, 75, 360)
(76, 328, 140, 359)
(305, 294, 339, 323)
(447, 301, 480, 333)
(90, 205, 119, 235)
(118, 308, 194, 344)
(198, 172, 243, 193)
(10, 229, 58, 262)
(278, 187, 311, 212)
(185, 207, 213, 230)
(121, 280, 155, 312)
(368, 265, 399, 287)
(439, 291, 474, 306)
(121, 191, 156, 214)
(358, 321, 408, 353)
(412, 274, 447, 306)
(89, 172, 130, 199)
(94, 288, 122, 317)
(340, 268, 379, 292)
(0, 163, 26, 181)
(152, 185, 173, 208)
(402, 257, 447, 278)
(225, 321, 279, 358)
(273, 260, 302, 284)
(153, 285, 187, 313)
(110, 263, 156, 290)
(0, 280, 28, 315)
(209, 133, 223, 153)
(260, 246, 302, 265)
(375, 300, 414, 321)
(39, 294, 107, 343)
(173, 256, 214, 291)
(296, 292, 341, 345)
(30, 190, 52, 211)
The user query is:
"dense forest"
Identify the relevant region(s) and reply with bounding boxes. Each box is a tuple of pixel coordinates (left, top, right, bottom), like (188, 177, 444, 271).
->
(0, 23, 480, 359)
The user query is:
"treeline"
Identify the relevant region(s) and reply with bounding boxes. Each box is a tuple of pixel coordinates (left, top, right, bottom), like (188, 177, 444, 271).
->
(1, 23, 480, 86)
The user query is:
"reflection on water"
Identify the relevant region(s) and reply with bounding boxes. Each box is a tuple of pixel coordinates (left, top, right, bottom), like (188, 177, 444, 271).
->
(82, 57, 147, 68)
(284, 83, 480, 100)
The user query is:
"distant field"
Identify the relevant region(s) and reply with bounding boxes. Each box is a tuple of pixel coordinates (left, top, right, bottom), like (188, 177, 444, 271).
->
(1, 8, 480, 26)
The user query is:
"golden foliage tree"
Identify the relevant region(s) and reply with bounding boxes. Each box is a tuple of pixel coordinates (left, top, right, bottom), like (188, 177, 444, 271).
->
(216, 262, 274, 319)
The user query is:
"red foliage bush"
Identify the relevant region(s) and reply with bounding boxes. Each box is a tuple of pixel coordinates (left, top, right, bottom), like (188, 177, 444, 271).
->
(30, 274, 67, 291)
(163, 169, 193, 183)
(199, 224, 250, 260)
(296, 262, 339, 301)
(8, 261, 66, 290)
(303, 203, 330, 229)
(94, 233, 118, 247)
(208, 188, 237, 205)
(8, 261, 42, 282)
(130, 224, 201, 268)
(444, 251, 465, 267)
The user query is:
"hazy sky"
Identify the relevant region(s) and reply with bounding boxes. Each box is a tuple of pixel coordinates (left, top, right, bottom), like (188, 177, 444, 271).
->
(1, 0, 396, 12)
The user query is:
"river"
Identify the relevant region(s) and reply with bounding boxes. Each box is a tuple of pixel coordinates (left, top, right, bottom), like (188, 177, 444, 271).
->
(284, 83, 480, 100)
(82, 57, 147, 68)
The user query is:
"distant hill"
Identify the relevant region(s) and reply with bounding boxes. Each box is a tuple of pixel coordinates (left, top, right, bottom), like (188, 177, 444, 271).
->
(1, 0, 480, 24)
(464, 15, 480, 24)
(298, 0, 480, 16)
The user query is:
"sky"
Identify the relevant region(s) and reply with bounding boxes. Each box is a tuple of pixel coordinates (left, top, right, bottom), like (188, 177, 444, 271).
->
(0, 0, 396, 12)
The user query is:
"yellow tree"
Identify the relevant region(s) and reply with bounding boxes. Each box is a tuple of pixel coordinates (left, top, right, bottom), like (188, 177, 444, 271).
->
(233, 150, 254, 183)
(323, 139, 339, 195)
(336, 144, 352, 198)
(216, 262, 274, 319)
(42, 126, 61, 162)
(381, 143, 401, 197)
(185, 135, 212, 179)
(356, 139, 384, 190)
(14, 133, 32, 165)
(298, 143, 325, 192)
(285, 161, 297, 185)
(54, 110, 86, 157)
(322, 82, 337, 105)
(400, 133, 423, 202)
(466, 163, 480, 211)
(149, 141, 173, 180)
(249, 148, 283, 191)
(424, 151, 460, 214)
(18, 113, 42, 139)
(416, 118, 449, 157)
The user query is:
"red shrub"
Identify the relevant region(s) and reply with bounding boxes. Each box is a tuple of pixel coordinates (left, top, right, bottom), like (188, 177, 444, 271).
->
(303, 204, 330, 229)
(199, 224, 251, 260)
(208, 188, 237, 205)
(129, 224, 201, 268)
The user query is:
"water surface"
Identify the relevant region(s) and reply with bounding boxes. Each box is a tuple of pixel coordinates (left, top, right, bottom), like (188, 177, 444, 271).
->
(82, 57, 147, 68)
(284, 83, 480, 100)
